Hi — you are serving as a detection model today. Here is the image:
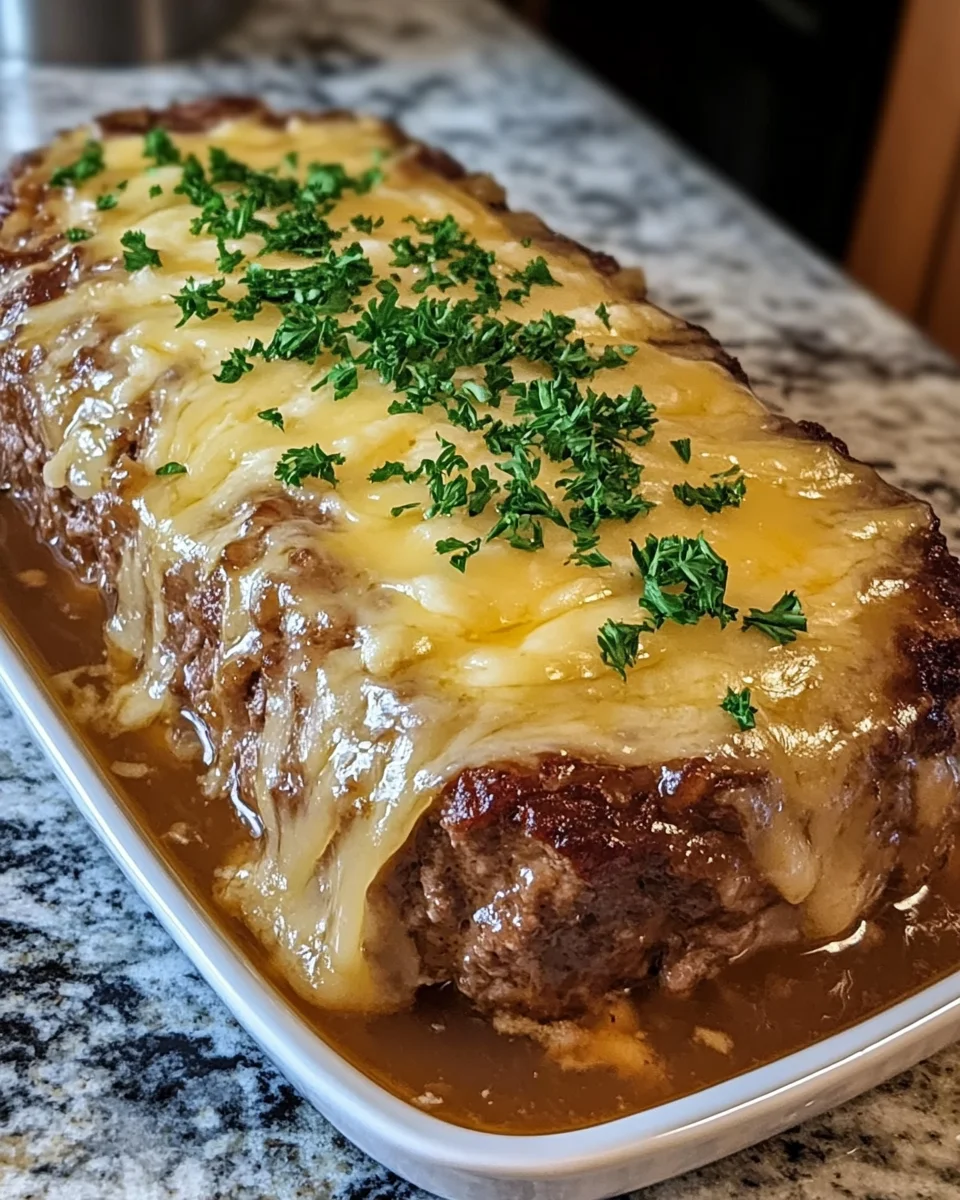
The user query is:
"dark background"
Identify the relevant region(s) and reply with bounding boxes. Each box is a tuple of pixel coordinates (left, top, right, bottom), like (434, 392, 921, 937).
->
(542, 0, 904, 261)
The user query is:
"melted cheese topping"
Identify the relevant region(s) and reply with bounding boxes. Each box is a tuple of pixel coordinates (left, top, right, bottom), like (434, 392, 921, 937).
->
(4, 114, 942, 1010)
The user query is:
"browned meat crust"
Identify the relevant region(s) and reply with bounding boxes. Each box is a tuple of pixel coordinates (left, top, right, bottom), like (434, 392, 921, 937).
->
(386, 757, 804, 1018)
(3, 99, 960, 1021)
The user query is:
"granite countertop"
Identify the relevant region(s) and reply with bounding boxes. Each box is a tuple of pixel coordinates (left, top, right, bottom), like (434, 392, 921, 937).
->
(3, 1, 960, 1196)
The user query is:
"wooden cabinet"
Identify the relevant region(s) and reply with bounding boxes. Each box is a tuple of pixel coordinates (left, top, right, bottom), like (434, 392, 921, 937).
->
(848, 0, 960, 357)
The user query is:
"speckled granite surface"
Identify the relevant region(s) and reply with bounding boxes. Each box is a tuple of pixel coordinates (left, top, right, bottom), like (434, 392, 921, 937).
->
(3, 1, 960, 1196)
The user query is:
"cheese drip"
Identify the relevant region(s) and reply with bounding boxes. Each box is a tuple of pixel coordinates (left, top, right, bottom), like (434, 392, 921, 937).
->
(3, 113, 946, 1010)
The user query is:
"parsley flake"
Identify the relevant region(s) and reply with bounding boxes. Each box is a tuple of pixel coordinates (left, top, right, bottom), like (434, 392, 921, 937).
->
(275, 444, 345, 488)
(259, 207, 341, 257)
(721, 686, 757, 731)
(632, 534, 738, 629)
(302, 161, 365, 204)
(156, 461, 187, 476)
(260, 304, 346, 364)
(321, 359, 359, 400)
(673, 469, 746, 514)
(436, 536, 482, 572)
(351, 214, 384, 234)
(468, 465, 500, 516)
(96, 192, 119, 211)
(120, 230, 162, 271)
(214, 347, 255, 384)
(172, 277, 226, 327)
(390, 214, 499, 307)
(216, 238, 244, 273)
(742, 591, 807, 644)
(149, 184, 164, 198)
(65, 227, 92, 243)
(505, 256, 559, 304)
(595, 302, 611, 329)
(257, 408, 285, 431)
(670, 437, 691, 464)
(50, 139, 105, 187)
(369, 461, 408, 483)
(597, 618, 645, 680)
(235, 244, 373, 323)
(487, 444, 566, 551)
(421, 438, 471, 518)
(143, 129, 181, 167)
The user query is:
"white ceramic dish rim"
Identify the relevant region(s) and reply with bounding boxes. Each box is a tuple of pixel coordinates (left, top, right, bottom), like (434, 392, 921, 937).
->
(3, 619, 960, 1197)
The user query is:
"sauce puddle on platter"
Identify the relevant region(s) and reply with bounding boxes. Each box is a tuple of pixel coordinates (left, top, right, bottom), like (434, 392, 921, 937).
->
(3, 494, 960, 1134)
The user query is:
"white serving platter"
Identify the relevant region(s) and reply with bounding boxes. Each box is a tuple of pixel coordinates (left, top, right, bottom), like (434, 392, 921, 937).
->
(2, 623, 960, 1200)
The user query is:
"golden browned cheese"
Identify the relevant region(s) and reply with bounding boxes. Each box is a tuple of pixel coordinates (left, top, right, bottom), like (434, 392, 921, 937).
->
(1, 108, 958, 1012)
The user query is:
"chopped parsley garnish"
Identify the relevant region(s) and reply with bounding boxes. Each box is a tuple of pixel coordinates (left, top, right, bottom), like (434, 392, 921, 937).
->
(172, 277, 227, 327)
(297, 274, 655, 562)
(86, 136, 822, 706)
(742, 590, 807, 644)
(505, 256, 559, 304)
(275, 443, 345, 488)
(487, 443, 566, 551)
(300, 158, 381, 204)
(673, 467, 746, 514)
(149, 184, 164, 198)
(234, 244, 373, 324)
(351, 214, 384, 234)
(571, 540, 611, 569)
(216, 238, 245, 273)
(389, 213, 499, 307)
(208, 146, 300, 209)
(514, 312, 636, 378)
(50, 139, 105, 187)
(65, 227, 92, 243)
(506, 375, 657, 556)
(322, 359, 359, 399)
(436, 536, 482, 572)
(175, 151, 282, 245)
(170, 149, 383, 260)
(259, 207, 341, 257)
(721, 686, 757, 731)
(113, 141, 767, 639)
(417, 438, 470, 518)
(120, 230, 162, 270)
(214, 347, 255, 384)
(257, 407, 285, 430)
(632, 533, 738, 629)
(174, 153, 216, 206)
(143, 129, 181, 167)
(467, 465, 500, 516)
(597, 619, 644, 680)
(260, 304, 346, 364)
(368, 461, 408, 483)
(371, 438, 501, 527)
(116, 136, 806, 691)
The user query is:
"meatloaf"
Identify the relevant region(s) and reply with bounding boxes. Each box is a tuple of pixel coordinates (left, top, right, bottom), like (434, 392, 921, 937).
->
(2, 98, 960, 1021)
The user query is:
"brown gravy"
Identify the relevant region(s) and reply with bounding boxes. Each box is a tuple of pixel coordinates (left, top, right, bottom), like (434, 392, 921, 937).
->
(3, 494, 960, 1135)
